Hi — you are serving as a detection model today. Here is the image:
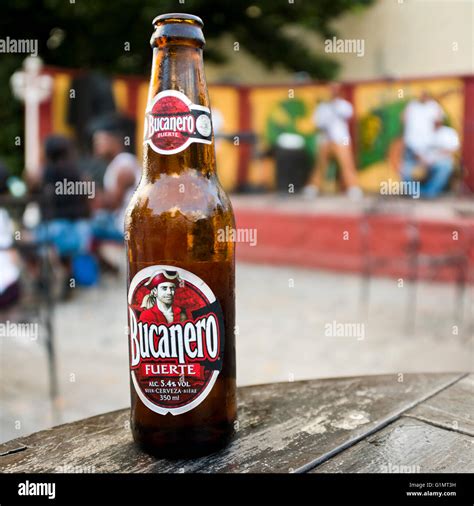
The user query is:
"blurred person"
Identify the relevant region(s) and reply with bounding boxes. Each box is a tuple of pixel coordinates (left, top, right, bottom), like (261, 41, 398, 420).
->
(401, 90, 444, 183)
(90, 114, 140, 243)
(303, 82, 362, 200)
(41, 135, 92, 221)
(407, 118, 459, 198)
(35, 136, 93, 295)
(0, 162, 21, 309)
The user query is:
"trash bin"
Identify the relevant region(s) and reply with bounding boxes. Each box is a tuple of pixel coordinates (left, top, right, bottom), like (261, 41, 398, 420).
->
(274, 133, 312, 193)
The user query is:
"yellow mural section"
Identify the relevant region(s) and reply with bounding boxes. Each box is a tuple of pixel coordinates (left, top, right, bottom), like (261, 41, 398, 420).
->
(135, 81, 149, 163)
(209, 86, 240, 191)
(51, 74, 130, 135)
(249, 85, 331, 142)
(112, 79, 129, 113)
(248, 85, 330, 188)
(51, 73, 73, 136)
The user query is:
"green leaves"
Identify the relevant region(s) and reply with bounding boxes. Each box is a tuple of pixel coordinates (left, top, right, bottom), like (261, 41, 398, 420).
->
(2, 0, 374, 77)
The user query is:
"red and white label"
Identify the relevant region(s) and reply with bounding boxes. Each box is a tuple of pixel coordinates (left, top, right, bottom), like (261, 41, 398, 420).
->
(127, 265, 224, 415)
(144, 90, 212, 155)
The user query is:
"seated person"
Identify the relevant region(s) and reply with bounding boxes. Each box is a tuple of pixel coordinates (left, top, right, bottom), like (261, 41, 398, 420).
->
(402, 119, 459, 198)
(34, 136, 93, 295)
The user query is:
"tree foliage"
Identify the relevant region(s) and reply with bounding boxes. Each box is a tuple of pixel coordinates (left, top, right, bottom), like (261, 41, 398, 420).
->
(3, 0, 374, 76)
(1, 0, 374, 173)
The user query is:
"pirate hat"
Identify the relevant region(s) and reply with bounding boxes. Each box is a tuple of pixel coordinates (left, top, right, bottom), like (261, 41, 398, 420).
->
(145, 270, 180, 289)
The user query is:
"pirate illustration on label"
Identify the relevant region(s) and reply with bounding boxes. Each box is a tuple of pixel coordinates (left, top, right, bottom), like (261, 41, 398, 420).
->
(139, 270, 190, 324)
(128, 265, 225, 415)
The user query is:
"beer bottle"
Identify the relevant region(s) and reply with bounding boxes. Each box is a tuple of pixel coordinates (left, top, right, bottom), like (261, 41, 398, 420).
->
(125, 13, 236, 456)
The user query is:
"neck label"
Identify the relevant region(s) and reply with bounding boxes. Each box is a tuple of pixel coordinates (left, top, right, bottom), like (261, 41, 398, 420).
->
(144, 90, 212, 155)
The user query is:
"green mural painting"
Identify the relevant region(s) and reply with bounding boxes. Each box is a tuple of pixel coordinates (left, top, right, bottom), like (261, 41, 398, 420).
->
(357, 99, 453, 170)
(265, 98, 316, 160)
(357, 100, 406, 169)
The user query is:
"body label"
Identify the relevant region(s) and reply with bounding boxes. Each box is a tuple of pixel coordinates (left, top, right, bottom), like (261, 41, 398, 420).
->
(128, 265, 224, 415)
(144, 90, 212, 155)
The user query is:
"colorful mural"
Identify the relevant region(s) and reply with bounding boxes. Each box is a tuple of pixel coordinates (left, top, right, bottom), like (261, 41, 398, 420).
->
(354, 78, 465, 192)
(39, 69, 472, 193)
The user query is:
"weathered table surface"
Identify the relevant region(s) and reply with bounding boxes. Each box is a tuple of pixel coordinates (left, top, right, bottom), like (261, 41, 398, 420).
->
(1, 373, 472, 473)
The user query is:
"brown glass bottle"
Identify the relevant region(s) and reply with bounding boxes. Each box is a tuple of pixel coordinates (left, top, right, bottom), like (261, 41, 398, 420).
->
(124, 13, 236, 457)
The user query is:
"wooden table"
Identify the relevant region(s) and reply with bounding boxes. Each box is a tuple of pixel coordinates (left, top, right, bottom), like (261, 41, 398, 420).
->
(1, 373, 472, 473)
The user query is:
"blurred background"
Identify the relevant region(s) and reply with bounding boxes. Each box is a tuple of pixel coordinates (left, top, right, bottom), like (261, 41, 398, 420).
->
(0, 0, 472, 443)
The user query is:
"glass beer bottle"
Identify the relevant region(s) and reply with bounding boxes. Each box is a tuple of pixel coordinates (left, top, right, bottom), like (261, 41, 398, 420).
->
(125, 13, 236, 456)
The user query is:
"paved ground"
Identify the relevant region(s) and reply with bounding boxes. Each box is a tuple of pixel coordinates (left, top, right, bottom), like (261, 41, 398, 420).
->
(1, 259, 472, 443)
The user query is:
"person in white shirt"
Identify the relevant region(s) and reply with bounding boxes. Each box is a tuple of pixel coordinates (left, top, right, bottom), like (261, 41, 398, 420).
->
(102, 151, 141, 231)
(303, 82, 362, 200)
(401, 91, 444, 183)
(91, 115, 141, 242)
(416, 119, 459, 197)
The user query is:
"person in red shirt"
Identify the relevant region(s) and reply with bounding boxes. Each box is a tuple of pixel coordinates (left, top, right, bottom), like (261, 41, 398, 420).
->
(139, 270, 189, 324)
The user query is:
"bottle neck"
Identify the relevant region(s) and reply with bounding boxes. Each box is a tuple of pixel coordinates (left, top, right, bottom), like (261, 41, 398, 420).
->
(143, 44, 216, 181)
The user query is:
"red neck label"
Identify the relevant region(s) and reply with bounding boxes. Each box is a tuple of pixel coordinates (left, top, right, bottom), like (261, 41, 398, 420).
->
(144, 90, 212, 155)
(127, 265, 224, 415)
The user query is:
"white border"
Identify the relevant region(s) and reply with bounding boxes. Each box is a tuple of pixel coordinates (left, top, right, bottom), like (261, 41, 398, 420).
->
(143, 90, 212, 155)
(129, 265, 219, 416)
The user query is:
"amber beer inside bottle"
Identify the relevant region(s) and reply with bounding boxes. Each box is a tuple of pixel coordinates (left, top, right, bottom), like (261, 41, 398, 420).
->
(125, 13, 236, 456)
